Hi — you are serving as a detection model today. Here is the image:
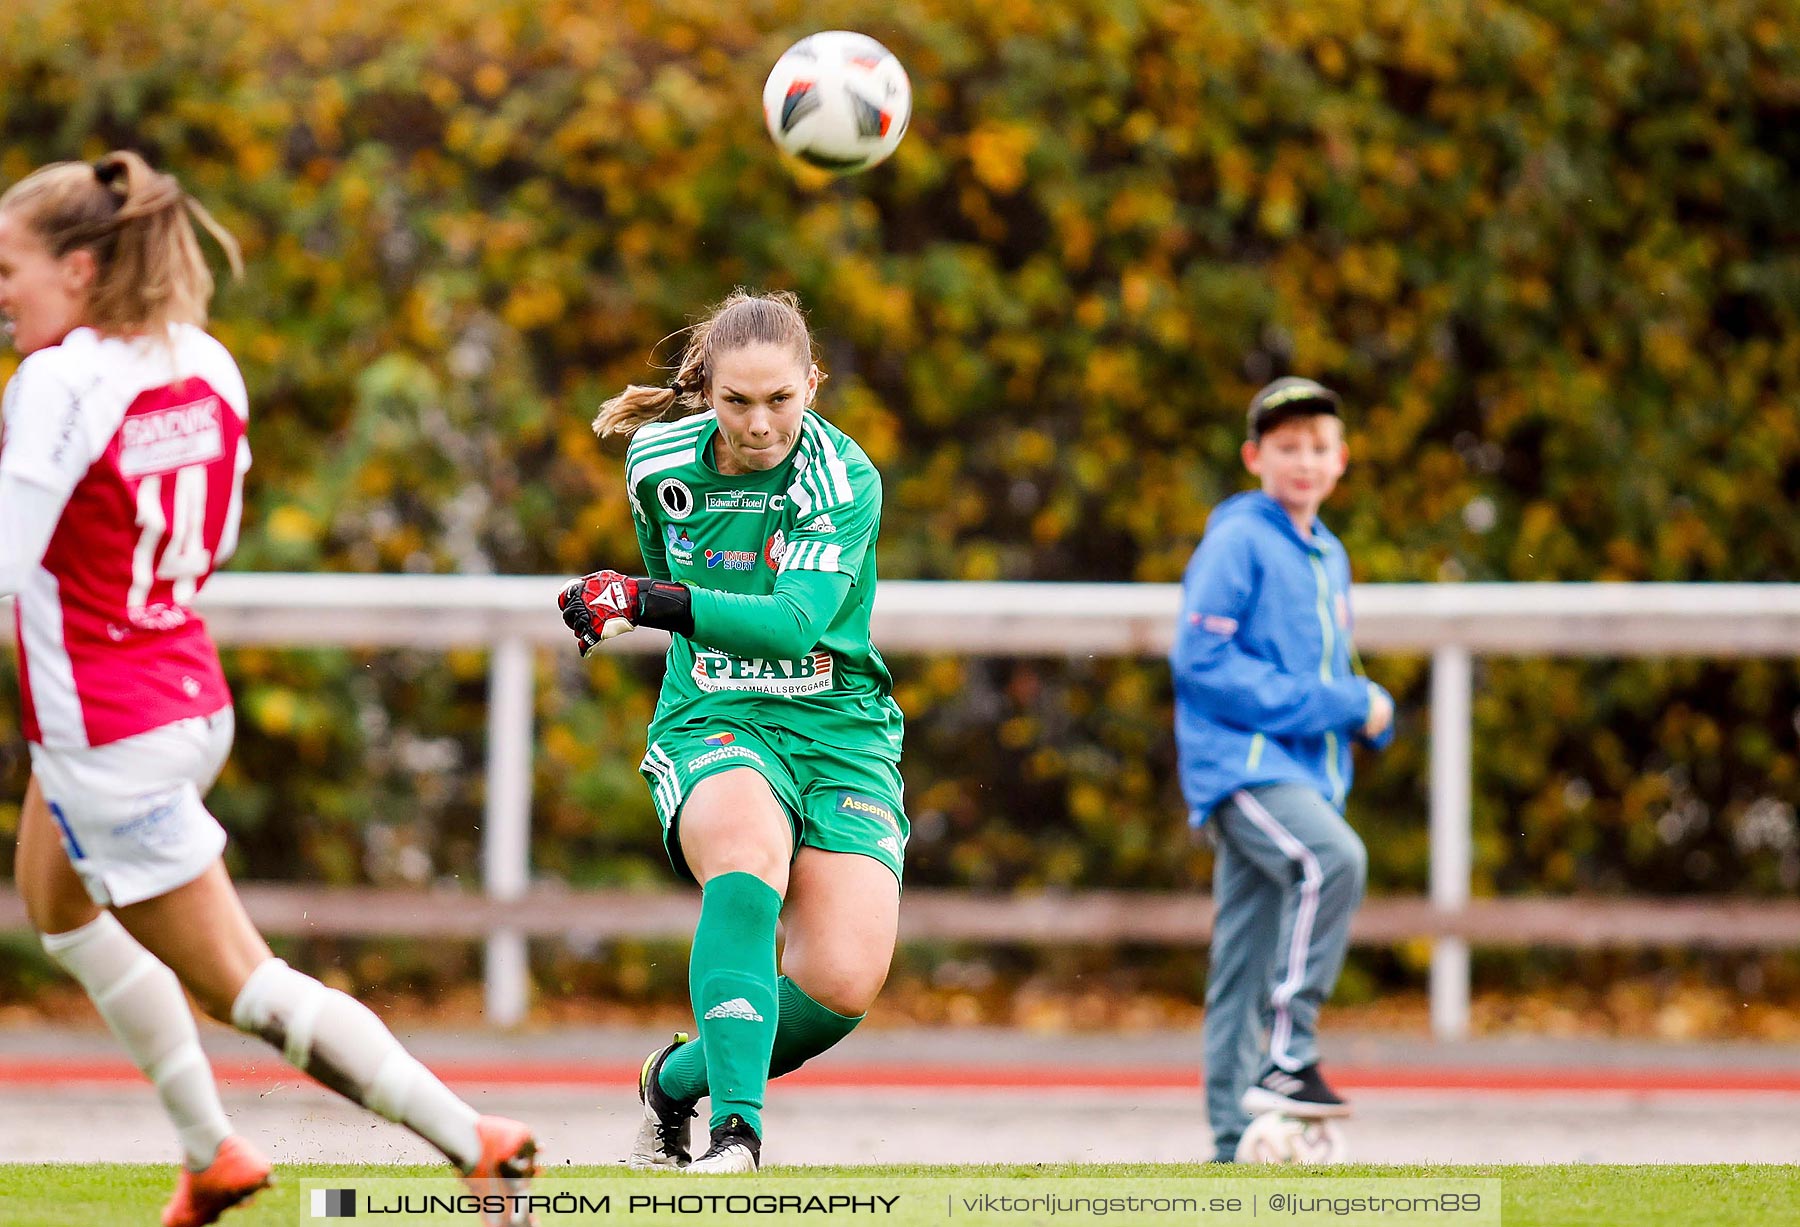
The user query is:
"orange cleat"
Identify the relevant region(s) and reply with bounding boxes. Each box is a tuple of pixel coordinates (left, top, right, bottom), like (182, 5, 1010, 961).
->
(161, 1135, 274, 1227)
(461, 1115, 539, 1227)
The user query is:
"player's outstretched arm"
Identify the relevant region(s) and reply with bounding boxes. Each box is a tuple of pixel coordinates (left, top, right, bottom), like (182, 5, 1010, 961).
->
(556, 567, 850, 660)
(557, 570, 692, 655)
(684, 568, 852, 659)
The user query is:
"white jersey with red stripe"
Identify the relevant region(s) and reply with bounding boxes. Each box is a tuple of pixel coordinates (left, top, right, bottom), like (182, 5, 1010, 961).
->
(0, 324, 250, 749)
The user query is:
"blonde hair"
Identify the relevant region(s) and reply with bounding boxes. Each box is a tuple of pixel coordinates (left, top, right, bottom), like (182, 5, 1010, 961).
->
(0, 150, 243, 335)
(593, 289, 822, 439)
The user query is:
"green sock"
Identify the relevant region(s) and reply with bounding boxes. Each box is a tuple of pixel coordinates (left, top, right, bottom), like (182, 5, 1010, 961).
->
(768, 977, 864, 1078)
(686, 872, 781, 1136)
(660, 975, 865, 1101)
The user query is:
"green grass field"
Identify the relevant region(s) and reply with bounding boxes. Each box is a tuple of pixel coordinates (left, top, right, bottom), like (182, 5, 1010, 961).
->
(1, 1164, 1798, 1227)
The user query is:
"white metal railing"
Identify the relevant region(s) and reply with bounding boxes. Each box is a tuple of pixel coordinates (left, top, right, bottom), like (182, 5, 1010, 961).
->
(17, 578, 1800, 1033)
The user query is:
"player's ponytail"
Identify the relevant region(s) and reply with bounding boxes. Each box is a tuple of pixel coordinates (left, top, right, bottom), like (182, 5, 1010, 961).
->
(592, 289, 823, 440)
(0, 150, 242, 336)
(591, 346, 706, 439)
(592, 384, 681, 439)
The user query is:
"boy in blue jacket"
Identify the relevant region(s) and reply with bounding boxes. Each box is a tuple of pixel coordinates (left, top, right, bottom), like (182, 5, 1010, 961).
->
(1171, 377, 1395, 1162)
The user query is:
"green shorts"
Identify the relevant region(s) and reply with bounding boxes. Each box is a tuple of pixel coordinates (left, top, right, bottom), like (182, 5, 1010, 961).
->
(639, 721, 908, 884)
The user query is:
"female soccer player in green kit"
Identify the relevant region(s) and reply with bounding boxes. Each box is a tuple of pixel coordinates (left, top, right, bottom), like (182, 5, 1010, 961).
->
(557, 290, 907, 1174)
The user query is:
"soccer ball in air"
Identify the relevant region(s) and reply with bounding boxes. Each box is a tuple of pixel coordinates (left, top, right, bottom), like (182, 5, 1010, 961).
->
(1234, 1112, 1348, 1164)
(762, 31, 911, 175)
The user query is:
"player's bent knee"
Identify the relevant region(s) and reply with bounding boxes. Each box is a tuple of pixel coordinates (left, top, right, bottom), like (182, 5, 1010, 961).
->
(801, 980, 878, 1018)
(789, 955, 889, 1017)
(680, 796, 795, 891)
(17, 843, 102, 937)
(26, 894, 102, 940)
(692, 842, 790, 891)
(26, 880, 103, 936)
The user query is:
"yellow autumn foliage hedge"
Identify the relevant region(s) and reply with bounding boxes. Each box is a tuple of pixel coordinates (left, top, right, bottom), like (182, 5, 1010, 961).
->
(1, 0, 1797, 905)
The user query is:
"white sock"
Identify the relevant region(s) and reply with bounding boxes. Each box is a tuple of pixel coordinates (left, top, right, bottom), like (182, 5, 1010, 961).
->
(41, 913, 232, 1170)
(230, 958, 481, 1168)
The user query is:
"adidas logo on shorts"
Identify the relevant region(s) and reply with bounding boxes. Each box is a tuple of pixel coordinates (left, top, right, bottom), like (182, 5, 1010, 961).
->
(878, 836, 900, 858)
(703, 997, 765, 1023)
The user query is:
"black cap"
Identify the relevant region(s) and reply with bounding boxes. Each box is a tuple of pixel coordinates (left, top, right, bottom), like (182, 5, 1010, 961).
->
(1246, 376, 1342, 441)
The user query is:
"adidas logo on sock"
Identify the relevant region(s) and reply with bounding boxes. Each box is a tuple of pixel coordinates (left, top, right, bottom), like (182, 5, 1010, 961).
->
(704, 997, 765, 1022)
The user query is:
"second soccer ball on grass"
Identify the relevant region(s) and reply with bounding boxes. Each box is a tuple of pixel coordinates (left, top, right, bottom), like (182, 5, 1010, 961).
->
(1234, 1111, 1348, 1164)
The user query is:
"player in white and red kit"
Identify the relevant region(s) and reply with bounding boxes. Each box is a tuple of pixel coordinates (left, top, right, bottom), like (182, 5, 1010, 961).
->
(5, 324, 248, 902)
(0, 152, 537, 1227)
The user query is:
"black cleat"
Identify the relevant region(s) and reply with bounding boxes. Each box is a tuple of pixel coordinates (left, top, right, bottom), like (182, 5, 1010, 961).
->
(1241, 1062, 1352, 1119)
(629, 1033, 699, 1169)
(687, 1113, 761, 1174)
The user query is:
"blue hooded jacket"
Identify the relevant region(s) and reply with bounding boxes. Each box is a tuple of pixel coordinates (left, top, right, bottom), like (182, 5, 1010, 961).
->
(1170, 490, 1392, 825)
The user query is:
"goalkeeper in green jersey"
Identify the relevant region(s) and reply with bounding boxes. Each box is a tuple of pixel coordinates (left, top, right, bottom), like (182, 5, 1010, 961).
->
(557, 290, 907, 1175)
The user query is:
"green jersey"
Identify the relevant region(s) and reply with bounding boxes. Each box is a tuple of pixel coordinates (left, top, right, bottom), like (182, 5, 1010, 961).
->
(626, 408, 902, 761)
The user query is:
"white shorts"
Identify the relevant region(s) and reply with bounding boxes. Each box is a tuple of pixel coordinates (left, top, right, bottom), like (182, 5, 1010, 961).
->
(29, 707, 235, 908)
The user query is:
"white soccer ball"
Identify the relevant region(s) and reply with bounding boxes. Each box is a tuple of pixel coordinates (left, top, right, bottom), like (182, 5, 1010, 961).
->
(1234, 1112, 1348, 1165)
(762, 31, 911, 175)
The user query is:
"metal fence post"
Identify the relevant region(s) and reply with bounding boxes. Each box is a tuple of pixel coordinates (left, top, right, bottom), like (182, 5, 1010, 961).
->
(482, 635, 534, 1027)
(1430, 644, 1473, 1040)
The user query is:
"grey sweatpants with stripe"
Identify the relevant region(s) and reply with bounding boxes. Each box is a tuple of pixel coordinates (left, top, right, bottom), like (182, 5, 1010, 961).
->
(1203, 782, 1367, 1158)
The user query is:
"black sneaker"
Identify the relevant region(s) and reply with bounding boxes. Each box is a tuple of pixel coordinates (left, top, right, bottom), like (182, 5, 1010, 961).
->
(628, 1033, 699, 1169)
(686, 1114, 761, 1174)
(1240, 1062, 1352, 1119)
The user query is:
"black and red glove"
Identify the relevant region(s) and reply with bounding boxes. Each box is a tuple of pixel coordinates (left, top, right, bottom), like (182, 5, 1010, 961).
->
(557, 570, 694, 656)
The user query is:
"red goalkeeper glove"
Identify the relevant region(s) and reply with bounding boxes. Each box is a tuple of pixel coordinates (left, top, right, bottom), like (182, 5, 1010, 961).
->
(557, 570, 694, 656)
